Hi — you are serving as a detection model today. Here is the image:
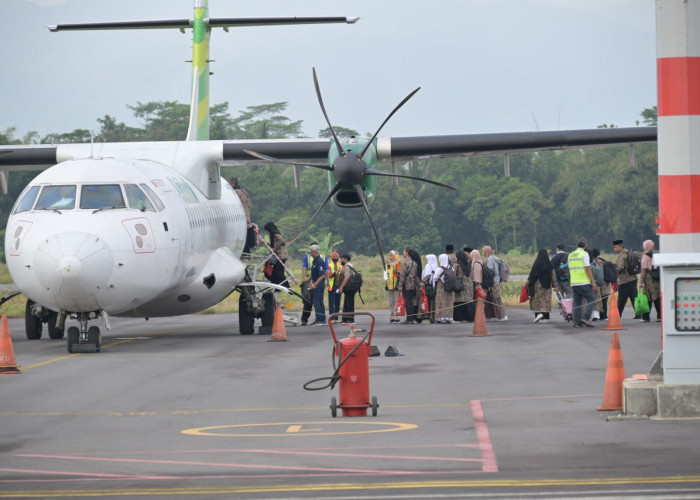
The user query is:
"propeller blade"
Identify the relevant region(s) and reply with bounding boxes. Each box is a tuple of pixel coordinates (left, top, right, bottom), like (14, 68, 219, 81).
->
(353, 184, 387, 271)
(365, 168, 456, 190)
(313, 68, 345, 158)
(243, 149, 332, 171)
(358, 87, 421, 159)
(286, 182, 344, 246)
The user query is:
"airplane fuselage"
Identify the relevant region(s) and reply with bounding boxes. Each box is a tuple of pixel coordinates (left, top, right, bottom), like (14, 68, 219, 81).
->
(5, 156, 248, 318)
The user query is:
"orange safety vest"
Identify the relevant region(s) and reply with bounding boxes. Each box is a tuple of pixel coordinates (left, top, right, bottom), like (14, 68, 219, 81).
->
(327, 261, 344, 291)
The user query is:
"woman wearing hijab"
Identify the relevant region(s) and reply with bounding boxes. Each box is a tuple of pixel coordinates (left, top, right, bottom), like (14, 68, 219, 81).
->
(453, 250, 474, 323)
(263, 222, 288, 287)
(482, 246, 508, 321)
(526, 249, 555, 323)
(434, 253, 454, 323)
(589, 248, 606, 321)
(421, 254, 439, 324)
(639, 239, 661, 322)
(470, 249, 485, 298)
(385, 250, 402, 323)
(398, 247, 419, 324)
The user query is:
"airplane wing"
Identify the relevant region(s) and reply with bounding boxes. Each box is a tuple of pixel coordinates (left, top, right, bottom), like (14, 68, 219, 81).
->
(219, 126, 657, 163)
(0, 126, 657, 172)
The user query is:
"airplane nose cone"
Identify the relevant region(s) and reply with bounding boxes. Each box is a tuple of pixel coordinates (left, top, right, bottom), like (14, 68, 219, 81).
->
(57, 255, 82, 278)
(34, 232, 114, 310)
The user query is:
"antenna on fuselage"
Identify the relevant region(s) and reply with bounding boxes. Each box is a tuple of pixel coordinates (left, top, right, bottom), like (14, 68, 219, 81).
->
(48, 1, 359, 141)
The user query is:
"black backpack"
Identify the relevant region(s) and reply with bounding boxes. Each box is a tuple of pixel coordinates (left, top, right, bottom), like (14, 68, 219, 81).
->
(344, 267, 363, 295)
(627, 250, 642, 275)
(481, 263, 495, 289)
(552, 253, 570, 282)
(602, 260, 618, 283)
(441, 265, 460, 292)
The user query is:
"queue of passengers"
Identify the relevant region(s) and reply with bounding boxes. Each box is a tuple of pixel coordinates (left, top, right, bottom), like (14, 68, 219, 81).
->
(257, 220, 661, 328)
(390, 245, 508, 325)
(526, 238, 661, 327)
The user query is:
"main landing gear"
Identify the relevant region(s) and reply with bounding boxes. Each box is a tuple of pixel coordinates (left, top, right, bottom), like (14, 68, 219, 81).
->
(24, 299, 64, 340)
(66, 312, 104, 353)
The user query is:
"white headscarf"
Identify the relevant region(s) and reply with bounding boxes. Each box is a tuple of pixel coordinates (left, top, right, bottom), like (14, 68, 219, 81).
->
(434, 253, 449, 282)
(422, 254, 438, 284)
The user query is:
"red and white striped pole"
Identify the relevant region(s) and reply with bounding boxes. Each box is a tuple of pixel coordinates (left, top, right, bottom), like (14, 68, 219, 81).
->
(657, 1, 700, 249)
(656, 0, 700, 384)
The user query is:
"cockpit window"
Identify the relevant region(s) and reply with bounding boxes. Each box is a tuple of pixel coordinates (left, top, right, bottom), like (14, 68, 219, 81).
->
(80, 184, 126, 210)
(124, 184, 155, 212)
(12, 185, 41, 214)
(35, 185, 77, 210)
(139, 183, 165, 211)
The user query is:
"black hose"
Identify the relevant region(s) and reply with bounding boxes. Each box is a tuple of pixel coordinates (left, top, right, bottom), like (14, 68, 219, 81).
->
(303, 330, 371, 391)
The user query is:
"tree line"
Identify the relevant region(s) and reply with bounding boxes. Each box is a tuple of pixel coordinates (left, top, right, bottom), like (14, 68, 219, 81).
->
(0, 102, 659, 261)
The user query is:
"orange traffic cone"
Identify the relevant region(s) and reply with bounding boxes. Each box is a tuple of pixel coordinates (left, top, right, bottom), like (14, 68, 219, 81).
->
(0, 315, 20, 374)
(597, 331, 626, 411)
(268, 302, 287, 342)
(469, 298, 491, 337)
(604, 287, 626, 330)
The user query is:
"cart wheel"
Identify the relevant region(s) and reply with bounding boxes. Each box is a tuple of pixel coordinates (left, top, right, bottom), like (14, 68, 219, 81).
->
(371, 395, 378, 417)
(330, 397, 337, 418)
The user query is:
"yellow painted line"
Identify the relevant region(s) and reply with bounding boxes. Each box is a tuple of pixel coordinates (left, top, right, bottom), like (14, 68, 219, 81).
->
(181, 421, 418, 437)
(285, 424, 321, 433)
(2, 475, 700, 497)
(0, 403, 466, 418)
(1, 324, 218, 374)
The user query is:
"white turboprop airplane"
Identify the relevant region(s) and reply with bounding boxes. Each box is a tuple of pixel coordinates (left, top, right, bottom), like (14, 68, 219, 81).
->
(0, 1, 656, 352)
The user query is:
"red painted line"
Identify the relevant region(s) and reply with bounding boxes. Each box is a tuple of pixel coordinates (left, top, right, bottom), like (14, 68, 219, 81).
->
(470, 400, 499, 473)
(234, 449, 483, 463)
(658, 57, 700, 116)
(16, 453, 412, 476)
(658, 175, 700, 234)
(82, 443, 480, 456)
(0, 467, 175, 480)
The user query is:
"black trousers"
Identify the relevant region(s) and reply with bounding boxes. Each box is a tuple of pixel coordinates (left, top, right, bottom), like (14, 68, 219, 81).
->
(617, 280, 638, 318)
(301, 282, 312, 325)
(600, 294, 609, 320)
(404, 288, 417, 322)
(642, 296, 662, 321)
(342, 292, 356, 323)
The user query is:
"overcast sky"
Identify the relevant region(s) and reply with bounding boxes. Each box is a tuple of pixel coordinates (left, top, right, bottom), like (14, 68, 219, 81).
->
(1, 0, 656, 140)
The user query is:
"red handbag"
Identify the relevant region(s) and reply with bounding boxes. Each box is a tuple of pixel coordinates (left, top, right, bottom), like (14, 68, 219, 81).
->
(396, 291, 406, 316)
(420, 286, 430, 314)
(263, 260, 274, 278)
(519, 284, 529, 303)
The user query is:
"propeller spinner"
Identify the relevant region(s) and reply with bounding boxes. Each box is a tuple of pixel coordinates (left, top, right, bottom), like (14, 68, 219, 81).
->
(244, 67, 456, 270)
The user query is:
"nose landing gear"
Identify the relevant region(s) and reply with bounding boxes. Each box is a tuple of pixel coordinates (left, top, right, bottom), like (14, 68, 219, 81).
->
(66, 312, 103, 353)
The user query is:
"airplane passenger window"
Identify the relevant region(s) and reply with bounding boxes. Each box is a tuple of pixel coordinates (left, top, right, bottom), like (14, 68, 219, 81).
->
(12, 185, 41, 214)
(80, 184, 126, 210)
(125, 184, 155, 212)
(139, 183, 165, 211)
(35, 185, 77, 210)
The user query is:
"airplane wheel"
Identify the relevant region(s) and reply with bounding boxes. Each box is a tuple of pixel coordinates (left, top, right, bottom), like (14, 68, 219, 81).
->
(261, 292, 275, 329)
(66, 326, 79, 353)
(25, 300, 42, 340)
(330, 397, 337, 418)
(88, 326, 101, 352)
(238, 294, 254, 335)
(47, 311, 64, 340)
(371, 396, 379, 417)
